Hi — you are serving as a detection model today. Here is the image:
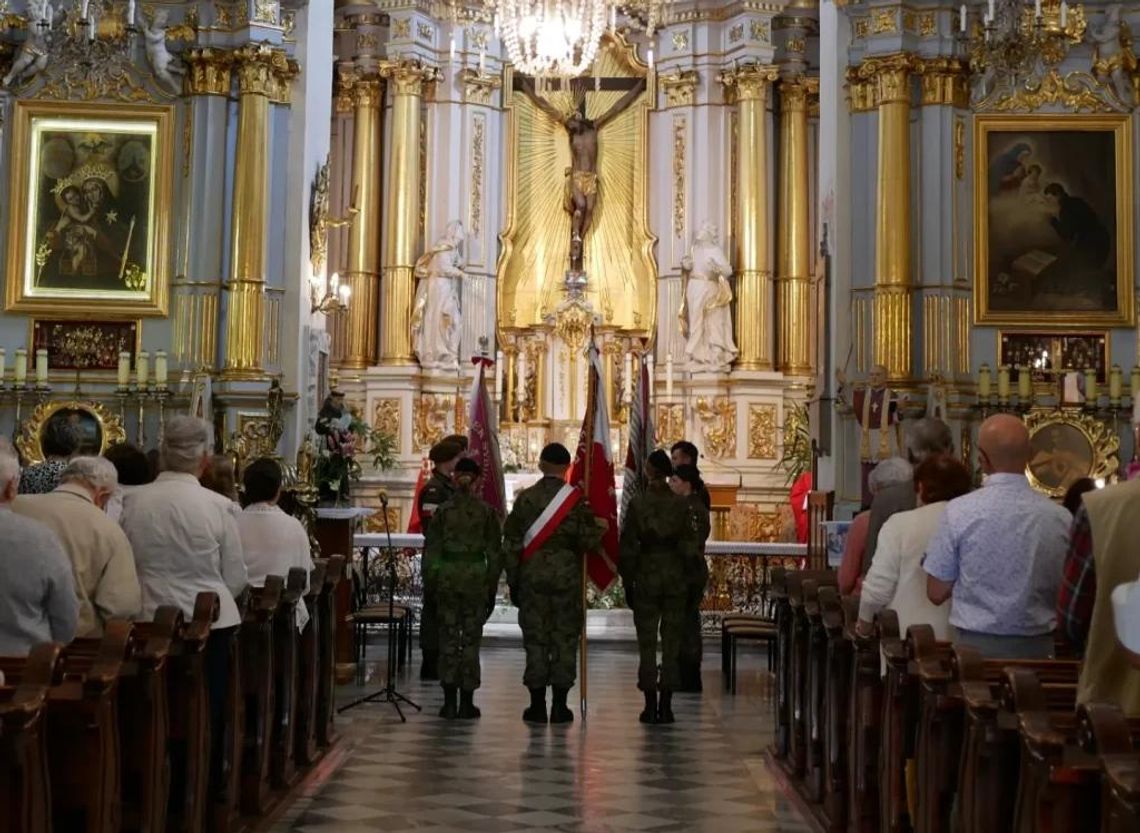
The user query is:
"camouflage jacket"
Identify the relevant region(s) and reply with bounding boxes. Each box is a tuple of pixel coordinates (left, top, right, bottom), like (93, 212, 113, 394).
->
(423, 490, 503, 595)
(503, 475, 604, 593)
(619, 480, 701, 594)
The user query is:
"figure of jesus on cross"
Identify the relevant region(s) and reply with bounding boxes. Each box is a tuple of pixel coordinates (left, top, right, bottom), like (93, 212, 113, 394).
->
(516, 75, 647, 274)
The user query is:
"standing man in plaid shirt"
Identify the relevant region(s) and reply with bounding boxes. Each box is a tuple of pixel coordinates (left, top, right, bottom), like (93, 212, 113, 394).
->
(1057, 475, 1140, 716)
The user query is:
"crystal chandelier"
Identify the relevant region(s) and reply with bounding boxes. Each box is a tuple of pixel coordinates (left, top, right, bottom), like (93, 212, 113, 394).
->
(959, 0, 1086, 88)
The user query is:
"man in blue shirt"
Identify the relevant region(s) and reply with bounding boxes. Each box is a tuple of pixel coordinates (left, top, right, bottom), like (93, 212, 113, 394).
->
(924, 414, 1071, 659)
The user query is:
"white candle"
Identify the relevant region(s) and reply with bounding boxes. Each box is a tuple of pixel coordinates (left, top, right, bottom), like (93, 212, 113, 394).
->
(978, 363, 992, 399)
(494, 350, 504, 401)
(960, 4, 967, 31)
(610, 4, 617, 31)
(136, 350, 150, 386)
(666, 353, 674, 399)
(987, 0, 995, 20)
(1017, 365, 1031, 401)
(479, 46, 486, 74)
(1110, 365, 1123, 401)
(14, 348, 27, 384)
(516, 351, 527, 405)
(35, 349, 48, 384)
(997, 365, 1010, 400)
(1034, 0, 1041, 17)
(154, 350, 168, 386)
(117, 352, 131, 387)
(645, 354, 654, 398)
(127, 0, 135, 24)
(449, 31, 456, 64)
(1085, 368, 1098, 403)
(647, 46, 654, 69)
(81, 0, 89, 18)
(1060, 1, 1068, 27)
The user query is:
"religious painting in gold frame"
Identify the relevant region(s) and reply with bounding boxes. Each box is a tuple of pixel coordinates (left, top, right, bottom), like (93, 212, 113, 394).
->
(5, 100, 174, 317)
(497, 32, 657, 336)
(974, 114, 1133, 327)
(1023, 410, 1118, 498)
(16, 400, 127, 464)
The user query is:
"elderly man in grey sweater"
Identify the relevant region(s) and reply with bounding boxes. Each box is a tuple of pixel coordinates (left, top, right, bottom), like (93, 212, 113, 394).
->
(862, 418, 954, 575)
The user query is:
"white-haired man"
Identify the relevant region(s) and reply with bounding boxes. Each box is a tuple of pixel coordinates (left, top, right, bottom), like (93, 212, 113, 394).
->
(0, 438, 78, 653)
(14, 456, 141, 637)
(121, 415, 247, 799)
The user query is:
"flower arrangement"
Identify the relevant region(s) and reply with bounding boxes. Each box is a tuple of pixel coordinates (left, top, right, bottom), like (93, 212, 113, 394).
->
(314, 395, 398, 505)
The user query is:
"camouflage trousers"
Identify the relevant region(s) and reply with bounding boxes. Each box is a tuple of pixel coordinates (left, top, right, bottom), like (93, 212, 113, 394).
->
(680, 578, 707, 669)
(632, 590, 687, 692)
(420, 588, 438, 655)
(437, 583, 488, 691)
(518, 584, 581, 689)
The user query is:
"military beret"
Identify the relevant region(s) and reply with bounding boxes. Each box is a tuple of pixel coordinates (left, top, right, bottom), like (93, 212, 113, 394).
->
(429, 439, 464, 464)
(455, 457, 481, 476)
(647, 449, 673, 477)
(540, 443, 572, 465)
(442, 433, 469, 451)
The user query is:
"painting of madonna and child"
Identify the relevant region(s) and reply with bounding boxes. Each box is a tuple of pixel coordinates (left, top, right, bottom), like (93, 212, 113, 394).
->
(6, 104, 171, 316)
(976, 118, 1134, 327)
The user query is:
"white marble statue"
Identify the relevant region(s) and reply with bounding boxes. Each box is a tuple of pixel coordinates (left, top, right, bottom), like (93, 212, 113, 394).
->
(1089, 4, 1136, 108)
(140, 9, 185, 93)
(411, 220, 465, 370)
(2, 2, 53, 89)
(679, 221, 738, 372)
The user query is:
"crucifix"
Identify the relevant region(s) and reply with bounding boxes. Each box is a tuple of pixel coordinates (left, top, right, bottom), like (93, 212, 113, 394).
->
(514, 74, 647, 274)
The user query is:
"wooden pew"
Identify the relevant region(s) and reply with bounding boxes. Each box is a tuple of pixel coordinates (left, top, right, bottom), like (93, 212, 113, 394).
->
(211, 593, 246, 833)
(786, 570, 837, 778)
(316, 556, 346, 747)
(294, 561, 327, 768)
(1079, 703, 1140, 833)
(270, 568, 307, 789)
(846, 606, 885, 833)
(239, 579, 281, 816)
(770, 567, 792, 760)
(880, 623, 949, 833)
(819, 589, 852, 831)
(803, 580, 833, 803)
(0, 643, 62, 833)
(167, 593, 217, 833)
(117, 606, 181, 833)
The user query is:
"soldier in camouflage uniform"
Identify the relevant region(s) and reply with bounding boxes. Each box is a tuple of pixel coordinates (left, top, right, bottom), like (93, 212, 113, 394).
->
(671, 440, 711, 692)
(669, 463, 711, 692)
(418, 437, 465, 680)
(423, 457, 503, 719)
(504, 443, 605, 724)
(620, 450, 700, 724)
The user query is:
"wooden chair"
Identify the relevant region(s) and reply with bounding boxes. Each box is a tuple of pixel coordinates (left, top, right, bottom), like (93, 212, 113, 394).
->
(166, 593, 216, 833)
(294, 561, 326, 768)
(0, 643, 62, 833)
(270, 569, 307, 789)
(806, 491, 834, 570)
(118, 606, 181, 833)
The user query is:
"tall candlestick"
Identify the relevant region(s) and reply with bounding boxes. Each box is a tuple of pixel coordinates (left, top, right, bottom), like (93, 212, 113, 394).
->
(1110, 364, 1123, 402)
(997, 365, 1010, 401)
(14, 348, 27, 384)
(494, 350, 504, 402)
(666, 353, 674, 399)
(978, 363, 992, 399)
(154, 350, 168, 386)
(1085, 368, 1098, 404)
(516, 350, 527, 406)
(623, 352, 632, 404)
(1017, 365, 1031, 401)
(645, 354, 654, 398)
(34, 349, 48, 385)
(136, 350, 150, 386)
(117, 352, 131, 387)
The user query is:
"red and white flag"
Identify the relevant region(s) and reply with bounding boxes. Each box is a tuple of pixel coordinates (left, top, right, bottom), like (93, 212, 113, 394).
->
(620, 351, 655, 527)
(570, 342, 620, 591)
(467, 355, 507, 518)
(406, 456, 432, 533)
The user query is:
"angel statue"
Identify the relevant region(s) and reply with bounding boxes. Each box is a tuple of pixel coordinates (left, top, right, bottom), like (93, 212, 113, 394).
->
(140, 8, 185, 93)
(2, 1, 53, 89)
(679, 222, 738, 373)
(1089, 4, 1137, 108)
(517, 76, 647, 273)
(411, 220, 465, 370)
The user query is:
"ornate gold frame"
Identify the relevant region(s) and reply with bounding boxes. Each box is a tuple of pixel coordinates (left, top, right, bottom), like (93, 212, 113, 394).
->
(5, 100, 175, 317)
(1022, 409, 1119, 498)
(16, 399, 127, 464)
(973, 114, 1134, 328)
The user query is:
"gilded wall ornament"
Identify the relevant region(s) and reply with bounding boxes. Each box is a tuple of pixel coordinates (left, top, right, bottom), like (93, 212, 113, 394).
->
(672, 116, 686, 239)
(185, 48, 234, 97)
(729, 23, 744, 43)
(852, 17, 870, 40)
(954, 117, 965, 179)
(412, 395, 450, 452)
(392, 17, 411, 39)
(747, 404, 778, 459)
(872, 8, 898, 34)
(749, 19, 770, 43)
(976, 68, 1118, 113)
(918, 11, 938, 37)
(671, 31, 688, 52)
(917, 57, 968, 107)
(18, 400, 126, 464)
(459, 67, 502, 105)
(373, 398, 401, 442)
(253, 0, 279, 26)
(661, 69, 698, 107)
(695, 396, 736, 460)
(470, 114, 485, 235)
(654, 403, 684, 448)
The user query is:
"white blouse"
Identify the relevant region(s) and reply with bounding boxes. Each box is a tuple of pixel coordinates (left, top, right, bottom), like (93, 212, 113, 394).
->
(237, 502, 315, 631)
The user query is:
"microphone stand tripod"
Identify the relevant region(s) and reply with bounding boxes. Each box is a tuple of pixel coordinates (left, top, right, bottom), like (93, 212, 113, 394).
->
(337, 494, 422, 720)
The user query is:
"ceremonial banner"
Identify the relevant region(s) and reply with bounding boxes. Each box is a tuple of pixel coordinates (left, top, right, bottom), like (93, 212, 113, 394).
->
(620, 352, 654, 527)
(467, 356, 507, 517)
(570, 342, 620, 591)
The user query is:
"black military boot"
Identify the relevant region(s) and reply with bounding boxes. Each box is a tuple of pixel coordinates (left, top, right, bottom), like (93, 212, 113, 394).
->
(523, 687, 548, 724)
(657, 690, 675, 724)
(459, 689, 481, 719)
(678, 662, 703, 693)
(639, 690, 657, 724)
(420, 650, 439, 681)
(439, 685, 458, 719)
(549, 687, 574, 724)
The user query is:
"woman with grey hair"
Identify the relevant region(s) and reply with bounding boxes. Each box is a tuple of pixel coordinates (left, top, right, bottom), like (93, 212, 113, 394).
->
(121, 415, 247, 803)
(838, 457, 914, 594)
(18, 417, 81, 494)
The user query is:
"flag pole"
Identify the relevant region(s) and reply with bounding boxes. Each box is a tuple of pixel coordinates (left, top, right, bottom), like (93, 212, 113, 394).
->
(580, 335, 597, 721)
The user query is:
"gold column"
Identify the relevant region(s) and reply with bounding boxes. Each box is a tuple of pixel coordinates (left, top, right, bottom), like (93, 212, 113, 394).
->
(223, 45, 293, 377)
(379, 60, 439, 364)
(865, 54, 915, 382)
(340, 70, 385, 369)
(723, 64, 779, 371)
(775, 78, 816, 376)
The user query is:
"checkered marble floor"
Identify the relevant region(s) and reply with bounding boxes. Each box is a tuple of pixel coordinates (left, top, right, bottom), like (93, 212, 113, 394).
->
(270, 638, 813, 833)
